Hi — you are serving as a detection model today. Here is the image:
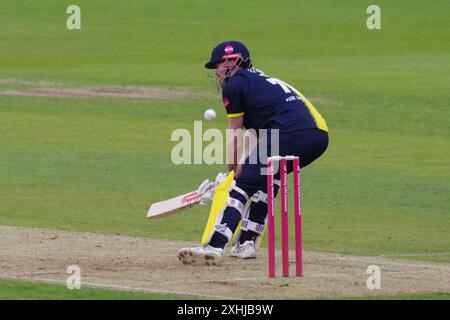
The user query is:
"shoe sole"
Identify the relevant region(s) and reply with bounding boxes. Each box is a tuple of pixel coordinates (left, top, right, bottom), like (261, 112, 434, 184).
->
(177, 248, 221, 266)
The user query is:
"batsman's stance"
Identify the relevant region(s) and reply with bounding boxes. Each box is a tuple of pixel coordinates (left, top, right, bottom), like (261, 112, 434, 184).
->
(178, 41, 329, 265)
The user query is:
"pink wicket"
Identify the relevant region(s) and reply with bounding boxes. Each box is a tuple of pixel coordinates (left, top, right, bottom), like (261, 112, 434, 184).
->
(267, 156, 303, 278)
(267, 160, 276, 278)
(280, 158, 289, 277)
(293, 157, 303, 276)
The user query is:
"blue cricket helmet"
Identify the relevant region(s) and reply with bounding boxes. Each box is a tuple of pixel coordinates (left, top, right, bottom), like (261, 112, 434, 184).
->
(204, 40, 251, 69)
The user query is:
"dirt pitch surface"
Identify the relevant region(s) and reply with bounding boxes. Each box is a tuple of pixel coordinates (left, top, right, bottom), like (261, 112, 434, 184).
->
(0, 225, 449, 299)
(0, 79, 213, 100)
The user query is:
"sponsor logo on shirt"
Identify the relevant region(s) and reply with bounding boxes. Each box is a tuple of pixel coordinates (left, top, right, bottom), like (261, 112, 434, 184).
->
(223, 97, 230, 109)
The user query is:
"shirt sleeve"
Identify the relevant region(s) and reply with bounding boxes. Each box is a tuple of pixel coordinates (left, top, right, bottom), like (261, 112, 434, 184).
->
(222, 75, 246, 118)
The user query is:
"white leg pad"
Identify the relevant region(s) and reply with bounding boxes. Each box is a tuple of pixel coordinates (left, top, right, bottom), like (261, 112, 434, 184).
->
(231, 190, 269, 249)
(231, 185, 249, 202)
(214, 223, 234, 241)
(240, 219, 265, 234)
(203, 196, 246, 246)
(227, 197, 246, 217)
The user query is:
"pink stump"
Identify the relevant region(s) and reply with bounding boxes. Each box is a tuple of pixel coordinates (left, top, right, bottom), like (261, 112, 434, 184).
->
(280, 158, 289, 277)
(267, 160, 275, 278)
(293, 157, 303, 276)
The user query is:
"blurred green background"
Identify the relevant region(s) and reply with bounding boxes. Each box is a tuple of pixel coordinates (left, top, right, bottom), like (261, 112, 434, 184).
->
(0, 0, 449, 262)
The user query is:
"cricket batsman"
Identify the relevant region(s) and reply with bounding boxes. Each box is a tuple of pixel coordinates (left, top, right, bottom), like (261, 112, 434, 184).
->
(178, 41, 329, 265)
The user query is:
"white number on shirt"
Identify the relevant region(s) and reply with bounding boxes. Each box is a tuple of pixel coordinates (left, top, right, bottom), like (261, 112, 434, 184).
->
(266, 77, 292, 93)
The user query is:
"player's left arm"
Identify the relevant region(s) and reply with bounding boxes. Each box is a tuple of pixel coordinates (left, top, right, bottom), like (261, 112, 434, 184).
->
(223, 74, 246, 177)
(226, 116, 244, 177)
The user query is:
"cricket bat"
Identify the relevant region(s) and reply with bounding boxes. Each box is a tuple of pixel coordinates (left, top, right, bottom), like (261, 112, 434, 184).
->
(146, 191, 203, 219)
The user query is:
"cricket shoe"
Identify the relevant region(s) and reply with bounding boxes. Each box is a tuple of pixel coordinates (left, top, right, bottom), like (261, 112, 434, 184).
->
(177, 245, 223, 266)
(230, 240, 256, 259)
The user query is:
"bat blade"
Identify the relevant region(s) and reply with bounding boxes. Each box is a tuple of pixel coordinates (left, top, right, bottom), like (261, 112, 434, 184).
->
(147, 191, 203, 219)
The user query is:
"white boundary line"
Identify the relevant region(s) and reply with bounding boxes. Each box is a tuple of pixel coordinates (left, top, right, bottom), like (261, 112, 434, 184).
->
(318, 256, 450, 272)
(0, 275, 238, 300)
(378, 253, 450, 258)
(107, 275, 260, 285)
(2, 271, 262, 285)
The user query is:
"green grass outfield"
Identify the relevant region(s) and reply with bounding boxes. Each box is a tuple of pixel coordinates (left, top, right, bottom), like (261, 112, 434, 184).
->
(0, 0, 449, 299)
(0, 279, 193, 300)
(0, 279, 449, 300)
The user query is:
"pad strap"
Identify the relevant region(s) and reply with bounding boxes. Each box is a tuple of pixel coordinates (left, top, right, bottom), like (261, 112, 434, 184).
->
(240, 219, 265, 235)
(251, 190, 267, 204)
(232, 185, 249, 202)
(214, 224, 234, 241)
